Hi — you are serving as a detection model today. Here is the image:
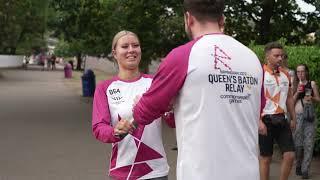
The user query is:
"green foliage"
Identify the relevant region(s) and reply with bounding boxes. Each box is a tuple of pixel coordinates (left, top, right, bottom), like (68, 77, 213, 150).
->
(49, 0, 186, 71)
(15, 36, 46, 55)
(250, 44, 320, 74)
(0, 0, 49, 54)
(224, 0, 319, 44)
(49, 0, 128, 69)
(48, 0, 319, 71)
(107, 0, 186, 71)
(53, 39, 72, 57)
(250, 44, 320, 154)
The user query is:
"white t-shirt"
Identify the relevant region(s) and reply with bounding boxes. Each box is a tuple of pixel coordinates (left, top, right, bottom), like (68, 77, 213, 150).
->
(92, 74, 169, 179)
(262, 65, 291, 116)
(134, 34, 264, 180)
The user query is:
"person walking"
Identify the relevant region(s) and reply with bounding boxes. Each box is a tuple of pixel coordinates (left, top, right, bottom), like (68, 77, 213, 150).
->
(50, 54, 57, 70)
(293, 64, 320, 179)
(132, 0, 264, 179)
(39, 52, 46, 71)
(92, 31, 173, 180)
(259, 42, 297, 180)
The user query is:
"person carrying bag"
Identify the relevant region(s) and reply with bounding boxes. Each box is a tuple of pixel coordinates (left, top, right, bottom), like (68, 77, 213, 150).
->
(300, 98, 315, 123)
(293, 64, 320, 179)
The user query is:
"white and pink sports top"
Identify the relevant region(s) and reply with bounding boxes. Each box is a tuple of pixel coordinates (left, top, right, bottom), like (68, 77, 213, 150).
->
(133, 34, 264, 180)
(262, 65, 291, 116)
(92, 74, 170, 179)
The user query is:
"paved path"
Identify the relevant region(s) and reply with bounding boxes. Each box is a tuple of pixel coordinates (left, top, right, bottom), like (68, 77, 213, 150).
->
(0, 68, 319, 180)
(0, 69, 107, 180)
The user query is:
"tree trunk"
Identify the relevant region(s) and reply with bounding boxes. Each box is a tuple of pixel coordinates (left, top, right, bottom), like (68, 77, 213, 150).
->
(259, 0, 275, 44)
(76, 52, 82, 70)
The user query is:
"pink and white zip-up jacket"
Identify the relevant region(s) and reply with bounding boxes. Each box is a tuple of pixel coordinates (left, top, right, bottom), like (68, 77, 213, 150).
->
(133, 34, 264, 180)
(92, 74, 171, 180)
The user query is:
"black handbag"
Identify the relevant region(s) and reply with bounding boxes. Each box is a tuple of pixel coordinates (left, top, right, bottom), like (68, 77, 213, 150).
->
(301, 99, 315, 122)
(263, 114, 286, 126)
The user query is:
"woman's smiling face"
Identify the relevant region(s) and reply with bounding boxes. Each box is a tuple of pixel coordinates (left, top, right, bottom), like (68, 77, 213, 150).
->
(113, 34, 141, 70)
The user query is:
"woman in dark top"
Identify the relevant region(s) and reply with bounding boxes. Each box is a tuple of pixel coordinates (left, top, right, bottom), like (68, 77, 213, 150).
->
(292, 64, 320, 179)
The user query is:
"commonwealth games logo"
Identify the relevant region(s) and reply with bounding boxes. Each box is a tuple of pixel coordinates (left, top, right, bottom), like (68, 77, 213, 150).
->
(212, 45, 232, 71)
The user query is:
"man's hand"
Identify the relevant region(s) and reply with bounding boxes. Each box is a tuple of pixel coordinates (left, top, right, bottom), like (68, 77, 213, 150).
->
(258, 120, 267, 136)
(114, 119, 136, 138)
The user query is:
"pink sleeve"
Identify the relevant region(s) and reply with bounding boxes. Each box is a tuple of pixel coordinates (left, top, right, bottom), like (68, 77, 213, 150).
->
(133, 42, 194, 125)
(92, 81, 121, 143)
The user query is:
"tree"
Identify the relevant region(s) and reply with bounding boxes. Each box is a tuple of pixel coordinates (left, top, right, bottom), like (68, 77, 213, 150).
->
(106, 0, 186, 71)
(224, 0, 320, 44)
(0, 0, 49, 54)
(49, 0, 318, 71)
(49, 0, 186, 71)
(49, 0, 119, 70)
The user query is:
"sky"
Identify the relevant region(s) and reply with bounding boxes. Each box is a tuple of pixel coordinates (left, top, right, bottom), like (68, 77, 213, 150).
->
(245, 0, 316, 12)
(296, 0, 316, 12)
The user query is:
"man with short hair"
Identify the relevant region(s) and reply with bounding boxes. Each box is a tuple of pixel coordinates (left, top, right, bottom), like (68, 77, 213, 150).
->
(133, 0, 264, 179)
(259, 42, 296, 180)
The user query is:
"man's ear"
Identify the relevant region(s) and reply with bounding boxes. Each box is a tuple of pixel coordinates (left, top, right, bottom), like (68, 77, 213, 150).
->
(185, 11, 194, 27)
(218, 15, 225, 31)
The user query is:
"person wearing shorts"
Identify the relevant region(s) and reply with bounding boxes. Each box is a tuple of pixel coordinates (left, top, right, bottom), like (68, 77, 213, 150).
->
(259, 42, 297, 180)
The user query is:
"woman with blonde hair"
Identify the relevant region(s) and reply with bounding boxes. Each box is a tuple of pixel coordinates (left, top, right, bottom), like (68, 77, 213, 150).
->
(92, 30, 173, 180)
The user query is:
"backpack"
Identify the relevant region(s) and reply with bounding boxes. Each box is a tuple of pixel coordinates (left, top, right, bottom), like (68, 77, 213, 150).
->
(301, 99, 315, 122)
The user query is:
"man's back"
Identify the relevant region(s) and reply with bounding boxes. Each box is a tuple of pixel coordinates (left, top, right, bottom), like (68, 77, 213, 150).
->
(133, 34, 263, 180)
(133, 0, 263, 179)
(172, 34, 263, 180)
